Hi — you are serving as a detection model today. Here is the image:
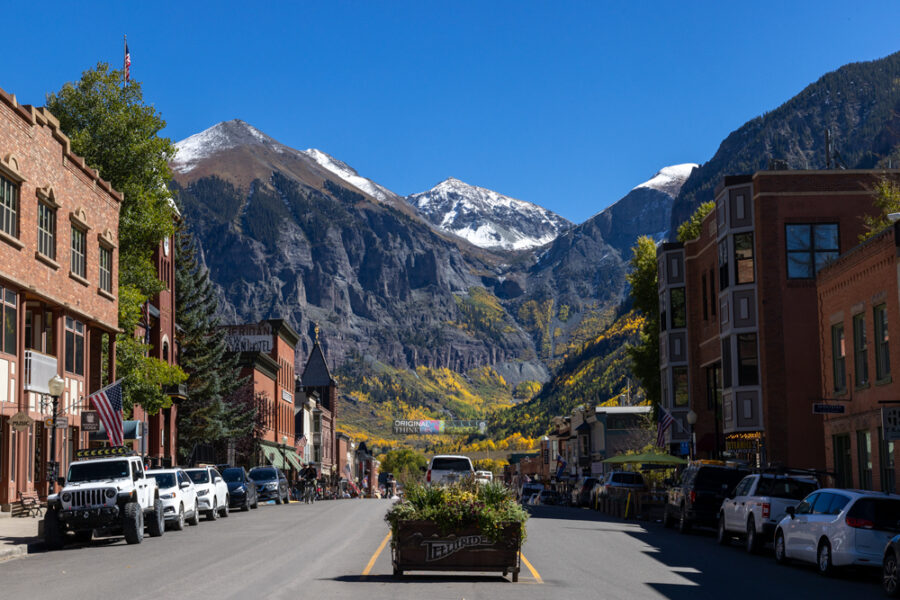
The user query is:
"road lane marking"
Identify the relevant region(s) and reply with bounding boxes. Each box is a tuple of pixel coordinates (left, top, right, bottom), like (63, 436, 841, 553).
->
(520, 552, 542, 583)
(362, 532, 391, 576)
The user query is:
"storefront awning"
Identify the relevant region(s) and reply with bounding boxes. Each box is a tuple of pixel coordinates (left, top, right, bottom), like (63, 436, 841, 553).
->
(284, 450, 302, 471)
(260, 444, 285, 469)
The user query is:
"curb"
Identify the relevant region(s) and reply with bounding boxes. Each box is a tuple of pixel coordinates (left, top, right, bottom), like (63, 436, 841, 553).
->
(0, 544, 27, 562)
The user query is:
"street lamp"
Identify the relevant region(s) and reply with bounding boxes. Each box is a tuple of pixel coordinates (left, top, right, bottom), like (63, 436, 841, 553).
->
(281, 435, 289, 474)
(47, 374, 65, 494)
(686, 409, 698, 462)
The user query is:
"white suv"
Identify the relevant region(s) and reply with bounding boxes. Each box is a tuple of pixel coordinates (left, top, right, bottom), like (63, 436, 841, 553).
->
(774, 488, 900, 575)
(148, 468, 201, 530)
(425, 455, 474, 485)
(185, 466, 230, 520)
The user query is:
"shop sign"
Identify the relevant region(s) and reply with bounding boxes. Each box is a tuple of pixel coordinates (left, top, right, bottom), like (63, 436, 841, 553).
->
(813, 403, 845, 414)
(10, 411, 32, 431)
(81, 411, 100, 432)
(44, 416, 67, 429)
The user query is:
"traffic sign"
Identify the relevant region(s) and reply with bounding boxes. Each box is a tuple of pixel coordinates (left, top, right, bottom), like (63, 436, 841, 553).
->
(883, 407, 900, 441)
(813, 403, 846, 414)
(44, 417, 54, 428)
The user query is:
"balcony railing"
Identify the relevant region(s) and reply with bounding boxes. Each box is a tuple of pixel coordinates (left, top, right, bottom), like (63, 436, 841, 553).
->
(24, 350, 58, 395)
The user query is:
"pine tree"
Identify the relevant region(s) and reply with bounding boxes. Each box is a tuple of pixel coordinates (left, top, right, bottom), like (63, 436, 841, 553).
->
(173, 216, 250, 461)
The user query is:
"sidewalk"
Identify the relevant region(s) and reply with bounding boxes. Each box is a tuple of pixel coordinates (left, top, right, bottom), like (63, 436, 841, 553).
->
(0, 512, 44, 561)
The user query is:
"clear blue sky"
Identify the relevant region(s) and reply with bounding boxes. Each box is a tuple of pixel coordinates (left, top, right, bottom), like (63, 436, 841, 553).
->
(4, 1, 899, 223)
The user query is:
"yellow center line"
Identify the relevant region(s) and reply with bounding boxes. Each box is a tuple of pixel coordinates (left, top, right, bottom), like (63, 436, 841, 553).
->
(362, 532, 392, 577)
(520, 552, 542, 583)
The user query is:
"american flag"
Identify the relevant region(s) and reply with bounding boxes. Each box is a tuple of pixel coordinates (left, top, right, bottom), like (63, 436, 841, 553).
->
(656, 405, 676, 448)
(296, 434, 307, 448)
(124, 39, 131, 82)
(90, 380, 124, 447)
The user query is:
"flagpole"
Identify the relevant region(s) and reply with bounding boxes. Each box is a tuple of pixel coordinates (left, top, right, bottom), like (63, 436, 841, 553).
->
(123, 34, 127, 84)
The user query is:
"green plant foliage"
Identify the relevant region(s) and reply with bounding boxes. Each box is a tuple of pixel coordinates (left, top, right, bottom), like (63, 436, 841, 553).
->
(513, 380, 541, 401)
(625, 236, 660, 414)
(677, 201, 715, 242)
(378, 448, 428, 483)
(453, 287, 515, 340)
(861, 178, 900, 241)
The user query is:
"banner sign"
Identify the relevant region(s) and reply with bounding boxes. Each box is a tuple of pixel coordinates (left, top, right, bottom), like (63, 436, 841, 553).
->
(224, 323, 273, 353)
(393, 419, 488, 435)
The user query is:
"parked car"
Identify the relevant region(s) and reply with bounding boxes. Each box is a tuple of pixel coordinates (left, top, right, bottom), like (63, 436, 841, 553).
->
(475, 470, 493, 484)
(574, 477, 601, 507)
(884, 534, 900, 596)
(184, 466, 230, 520)
(520, 483, 544, 504)
(425, 455, 474, 485)
(717, 472, 819, 553)
(248, 466, 290, 504)
(539, 490, 560, 505)
(592, 471, 647, 506)
(147, 468, 201, 530)
(221, 467, 259, 511)
(664, 461, 751, 533)
(774, 489, 900, 575)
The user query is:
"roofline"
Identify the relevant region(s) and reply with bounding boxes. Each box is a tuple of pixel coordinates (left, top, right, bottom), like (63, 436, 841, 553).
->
(266, 318, 301, 348)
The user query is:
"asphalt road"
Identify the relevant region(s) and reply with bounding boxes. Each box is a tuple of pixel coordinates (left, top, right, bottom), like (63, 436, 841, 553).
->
(0, 500, 884, 599)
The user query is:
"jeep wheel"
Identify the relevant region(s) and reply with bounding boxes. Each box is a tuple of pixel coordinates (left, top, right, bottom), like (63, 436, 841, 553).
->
(188, 501, 200, 526)
(74, 529, 93, 544)
(745, 517, 760, 554)
(172, 503, 185, 531)
(207, 497, 218, 521)
(123, 502, 144, 544)
(147, 499, 165, 538)
(44, 509, 65, 550)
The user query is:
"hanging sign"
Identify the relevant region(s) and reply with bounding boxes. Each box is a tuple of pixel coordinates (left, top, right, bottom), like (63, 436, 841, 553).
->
(10, 411, 32, 431)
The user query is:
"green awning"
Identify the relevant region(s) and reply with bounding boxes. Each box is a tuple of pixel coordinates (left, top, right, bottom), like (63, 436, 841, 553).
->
(284, 450, 302, 471)
(602, 451, 687, 466)
(261, 444, 285, 469)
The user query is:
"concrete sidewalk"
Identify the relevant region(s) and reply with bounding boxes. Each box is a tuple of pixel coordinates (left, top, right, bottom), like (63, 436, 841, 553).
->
(0, 512, 44, 561)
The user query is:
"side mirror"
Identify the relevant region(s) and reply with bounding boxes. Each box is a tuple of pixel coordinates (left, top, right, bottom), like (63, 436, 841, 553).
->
(786, 506, 796, 519)
(180, 481, 191, 489)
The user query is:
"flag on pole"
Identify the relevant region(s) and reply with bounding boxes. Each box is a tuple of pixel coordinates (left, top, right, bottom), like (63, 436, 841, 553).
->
(90, 379, 124, 447)
(124, 37, 131, 82)
(656, 404, 676, 447)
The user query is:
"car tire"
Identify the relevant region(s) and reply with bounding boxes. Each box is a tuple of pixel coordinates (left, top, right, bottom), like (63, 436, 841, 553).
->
(242, 497, 250, 512)
(207, 497, 218, 521)
(74, 529, 93, 544)
(716, 514, 729, 546)
(147, 499, 165, 538)
(884, 549, 900, 597)
(662, 506, 673, 528)
(817, 539, 835, 576)
(123, 502, 144, 545)
(220, 497, 229, 518)
(251, 496, 259, 509)
(188, 501, 200, 526)
(745, 517, 759, 554)
(774, 530, 789, 565)
(677, 505, 691, 534)
(173, 503, 185, 531)
(44, 509, 65, 550)
(283, 492, 289, 504)
(275, 494, 282, 505)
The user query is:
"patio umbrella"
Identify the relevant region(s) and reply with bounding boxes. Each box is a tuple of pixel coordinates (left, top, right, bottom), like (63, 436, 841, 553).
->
(602, 451, 687, 466)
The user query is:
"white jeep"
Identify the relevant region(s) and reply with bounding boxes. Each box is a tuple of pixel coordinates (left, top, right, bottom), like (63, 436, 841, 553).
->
(44, 450, 165, 549)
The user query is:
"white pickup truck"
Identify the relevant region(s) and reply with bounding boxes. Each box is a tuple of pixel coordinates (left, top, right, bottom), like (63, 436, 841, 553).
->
(716, 472, 819, 553)
(425, 455, 474, 485)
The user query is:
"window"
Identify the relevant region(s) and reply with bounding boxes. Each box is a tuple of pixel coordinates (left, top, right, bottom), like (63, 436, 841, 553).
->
(701, 273, 708, 320)
(786, 223, 839, 279)
(659, 293, 667, 333)
(880, 427, 896, 493)
(0, 174, 18, 238)
(718, 240, 729, 290)
(832, 323, 846, 393)
(722, 337, 733, 388)
(0, 287, 16, 356)
(64, 317, 85, 376)
(734, 233, 755, 284)
(737, 334, 758, 386)
(857, 430, 873, 490)
(854, 313, 869, 387)
(70, 226, 86, 278)
(833, 434, 852, 489)
(875, 304, 890, 381)
(709, 269, 716, 316)
(670, 288, 686, 328)
(37, 201, 56, 260)
(99, 246, 112, 293)
(706, 364, 722, 411)
(672, 366, 688, 407)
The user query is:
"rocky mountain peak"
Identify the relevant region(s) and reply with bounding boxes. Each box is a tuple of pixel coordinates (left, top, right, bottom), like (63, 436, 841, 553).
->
(633, 163, 698, 197)
(172, 119, 289, 174)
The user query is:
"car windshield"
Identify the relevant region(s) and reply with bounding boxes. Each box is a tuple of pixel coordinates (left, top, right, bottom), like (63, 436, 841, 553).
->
(222, 468, 244, 482)
(151, 473, 176, 489)
(694, 468, 749, 491)
(67, 460, 130, 483)
(755, 476, 818, 499)
(249, 468, 277, 481)
(185, 469, 209, 484)
(431, 458, 472, 471)
(848, 498, 900, 531)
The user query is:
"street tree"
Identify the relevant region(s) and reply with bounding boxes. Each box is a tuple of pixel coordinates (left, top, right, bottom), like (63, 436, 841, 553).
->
(625, 236, 660, 415)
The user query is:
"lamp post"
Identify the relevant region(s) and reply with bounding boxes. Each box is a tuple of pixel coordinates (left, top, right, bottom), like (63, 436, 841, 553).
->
(686, 409, 698, 462)
(281, 435, 289, 477)
(47, 374, 65, 494)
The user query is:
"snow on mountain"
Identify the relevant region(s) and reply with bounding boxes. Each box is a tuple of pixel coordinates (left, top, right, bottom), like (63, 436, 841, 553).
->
(302, 149, 399, 203)
(633, 163, 698, 197)
(407, 177, 572, 251)
(171, 119, 293, 174)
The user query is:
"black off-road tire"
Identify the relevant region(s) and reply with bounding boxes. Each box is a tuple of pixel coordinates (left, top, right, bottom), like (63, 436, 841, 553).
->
(147, 499, 165, 538)
(43, 509, 65, 550)
(123, 502, 144, 545)
(188, 501, 200, 526)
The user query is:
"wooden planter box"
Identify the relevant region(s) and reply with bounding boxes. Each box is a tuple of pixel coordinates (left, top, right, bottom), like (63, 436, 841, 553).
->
(391, 520, 522, 581)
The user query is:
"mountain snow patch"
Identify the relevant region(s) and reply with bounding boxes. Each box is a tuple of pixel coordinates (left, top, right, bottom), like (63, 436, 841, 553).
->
(633, 163, 698, 196)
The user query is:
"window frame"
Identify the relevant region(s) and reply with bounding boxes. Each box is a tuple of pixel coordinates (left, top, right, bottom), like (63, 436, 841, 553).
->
(0, 174, 19, 239)
(0, 287, 16, 357)
(853, 313, 869, 388)
(874, 303, 890, 382)
(37, 201, 56, 260)
(670, 287, 686, 329)
(70, 225, 87, 279)
(785, 223, 839, 280)
(733, 232, 755, 284)
(64, 316, 85, 376)
(736, 333, 759, 386)
(832, 323, 847, 393)
(99, 244, 113, 294)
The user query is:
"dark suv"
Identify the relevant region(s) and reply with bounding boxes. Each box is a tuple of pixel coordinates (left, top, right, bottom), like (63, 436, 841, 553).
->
(248, 466, 289, 504)
(222, 467, 259, 511)
(665, 462, 750, 533)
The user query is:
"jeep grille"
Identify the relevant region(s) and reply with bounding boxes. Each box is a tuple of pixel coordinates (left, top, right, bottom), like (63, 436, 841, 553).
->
(70, 488, 113, 508)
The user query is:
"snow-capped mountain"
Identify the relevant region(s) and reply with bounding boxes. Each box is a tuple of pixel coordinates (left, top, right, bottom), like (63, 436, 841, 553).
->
(633, 163, 698, 197)
(171, 119, 296, 174)
(302, 148, 399, 204)
(407, 178, 572, 251)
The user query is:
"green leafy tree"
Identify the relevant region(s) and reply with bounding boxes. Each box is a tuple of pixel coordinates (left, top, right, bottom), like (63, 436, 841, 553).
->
(861, 178, 900, 241)
(625, 236, 660, 414)
(379, 448, 428, 482)
(677, 201, 715, 242)
(46, 63, 184, 414)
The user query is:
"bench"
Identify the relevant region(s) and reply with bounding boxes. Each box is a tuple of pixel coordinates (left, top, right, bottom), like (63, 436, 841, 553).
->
(17, 490, 42, 518)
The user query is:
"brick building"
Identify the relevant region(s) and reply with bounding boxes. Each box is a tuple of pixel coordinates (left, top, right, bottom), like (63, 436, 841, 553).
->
(224, 319, 302, 477)
(666, 169, 898, 469)
(0, 88, 121, 507)
(817, 223, 900, 491)
(296, 336, 337, 480)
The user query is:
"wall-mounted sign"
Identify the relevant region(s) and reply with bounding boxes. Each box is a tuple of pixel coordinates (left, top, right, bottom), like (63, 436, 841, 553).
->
(81, 411, 100, 432)
(282, 390, 293, 403)
(883, 407, 900, 442)
(224, 323, 273, 353)
(813, 403, 846, 415)
(10, 411, 32, 431)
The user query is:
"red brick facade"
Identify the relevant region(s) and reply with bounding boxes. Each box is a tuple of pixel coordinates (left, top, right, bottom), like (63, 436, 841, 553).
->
(0, 88, 121, 506)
